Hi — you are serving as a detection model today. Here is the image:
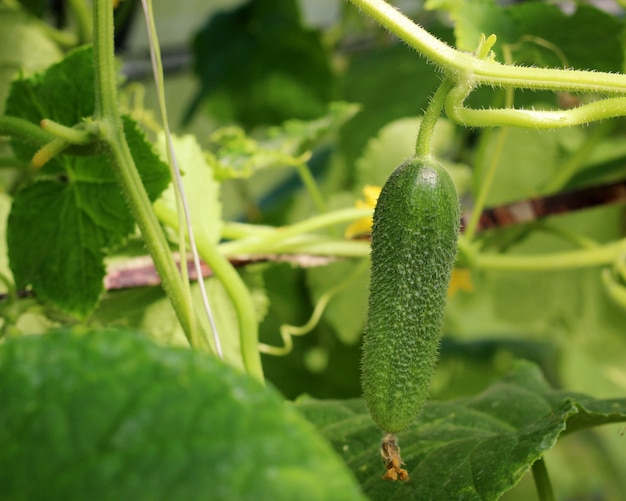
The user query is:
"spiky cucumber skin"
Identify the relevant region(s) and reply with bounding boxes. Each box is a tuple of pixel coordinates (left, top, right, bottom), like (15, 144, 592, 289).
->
(361, 156, 460, 434)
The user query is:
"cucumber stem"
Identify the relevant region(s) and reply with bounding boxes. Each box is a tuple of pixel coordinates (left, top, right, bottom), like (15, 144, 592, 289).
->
(92, 0, 205, 350)
(415, 79, 455, 158)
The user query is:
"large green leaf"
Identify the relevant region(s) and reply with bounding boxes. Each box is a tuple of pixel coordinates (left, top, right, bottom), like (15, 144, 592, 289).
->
(296, 361, 626, 500)
(0, 328, 366, 500)
(5, 47, 171, 317)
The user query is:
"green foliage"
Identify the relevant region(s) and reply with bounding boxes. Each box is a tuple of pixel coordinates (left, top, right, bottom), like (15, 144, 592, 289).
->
(305, 259, 369, 346)
(297, 361, 626, 500)
(4, 47, 170, 317)
(16, 0, 48, 18)
(185, 0, 336, 127)
(0, 328, 365, 500)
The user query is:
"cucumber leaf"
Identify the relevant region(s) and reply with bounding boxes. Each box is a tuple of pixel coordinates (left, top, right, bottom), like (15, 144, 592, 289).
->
(5, 46, 171, 317)
(296, 361, 626, 500)
(0, 328, 366, 500)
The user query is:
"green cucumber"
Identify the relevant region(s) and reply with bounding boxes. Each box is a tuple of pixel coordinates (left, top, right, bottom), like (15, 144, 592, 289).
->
(361, 155, 460, 435)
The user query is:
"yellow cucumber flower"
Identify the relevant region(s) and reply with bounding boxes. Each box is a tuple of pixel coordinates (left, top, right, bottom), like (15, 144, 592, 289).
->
(345, 185, 381, 238)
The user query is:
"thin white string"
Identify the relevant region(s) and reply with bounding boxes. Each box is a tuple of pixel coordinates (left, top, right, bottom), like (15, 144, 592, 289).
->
(139, 0, 223, 357)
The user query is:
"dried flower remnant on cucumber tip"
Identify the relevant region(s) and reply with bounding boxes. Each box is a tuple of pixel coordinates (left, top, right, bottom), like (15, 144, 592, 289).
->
(381, 433, 409, 481)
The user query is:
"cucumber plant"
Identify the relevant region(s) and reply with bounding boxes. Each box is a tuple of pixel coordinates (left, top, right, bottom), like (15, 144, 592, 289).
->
(2, 0, 626, 499)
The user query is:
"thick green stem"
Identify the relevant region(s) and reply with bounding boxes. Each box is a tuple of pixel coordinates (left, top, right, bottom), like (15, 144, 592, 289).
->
(32, 120, 96, 167)
(92, 1, 119, 120)
(447, 90, 626, 128)
(139, 0, 219, 357)
(346, 0, 460, 72)
(415, 78, 454, 158)
(40, 119, 94, 144)
(92, 0, 204, 350)
(249, 235, 371, 256)
(32, 138, 70, 167)
(532, 458, 556, 501)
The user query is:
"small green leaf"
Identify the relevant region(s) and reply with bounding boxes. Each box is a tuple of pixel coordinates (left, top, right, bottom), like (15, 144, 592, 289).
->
(296, 361, 626, 500)
(0, 328, 366, 501)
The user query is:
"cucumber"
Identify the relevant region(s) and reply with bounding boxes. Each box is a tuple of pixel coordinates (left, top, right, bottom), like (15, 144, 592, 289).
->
(361, 156, 460, 435)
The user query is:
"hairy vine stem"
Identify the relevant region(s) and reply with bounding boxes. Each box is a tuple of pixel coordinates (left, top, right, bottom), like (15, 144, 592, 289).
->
(347, 0, 626, 130)
(92, 0, 210, 352)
